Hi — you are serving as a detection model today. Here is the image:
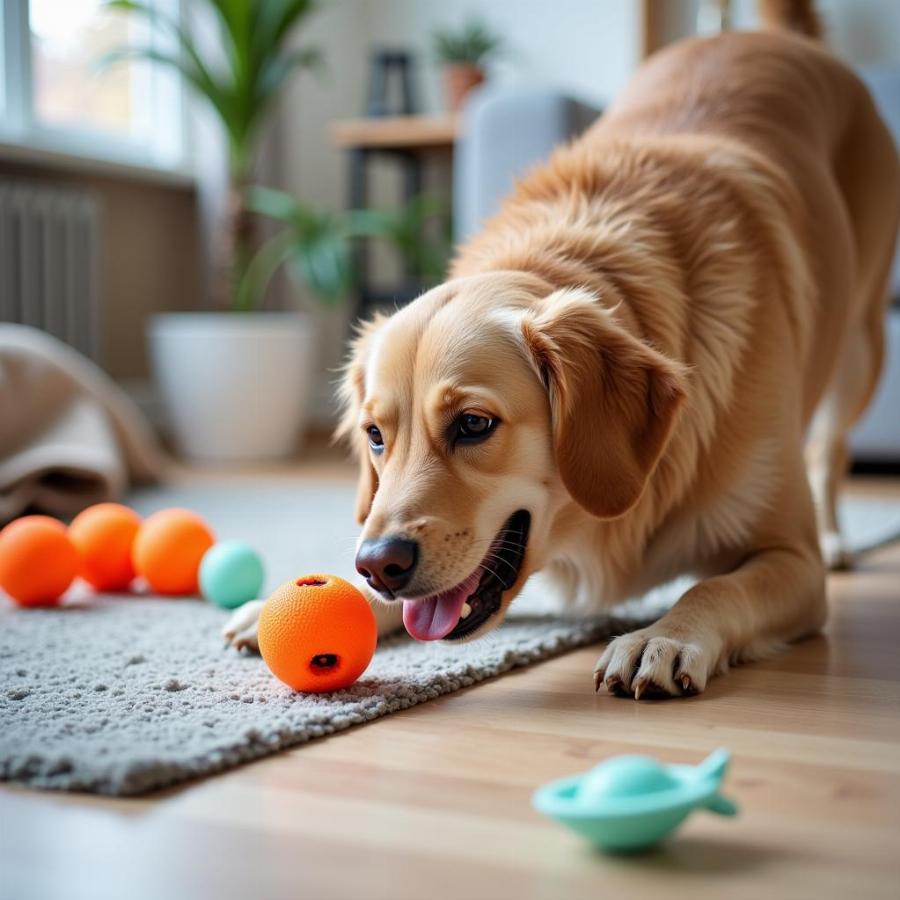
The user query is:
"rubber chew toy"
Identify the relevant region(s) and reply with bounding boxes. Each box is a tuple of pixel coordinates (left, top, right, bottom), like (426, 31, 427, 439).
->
(132, 508, 215, 595)
(0, 516, 80, 607)
(532, 749, 737, 852)
(69, 503, 142, 592)
(258, 574, 377, 692)
(199, 540, 264, 609)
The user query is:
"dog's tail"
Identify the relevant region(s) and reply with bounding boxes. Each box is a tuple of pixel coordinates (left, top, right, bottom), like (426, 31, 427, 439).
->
(757, 0, 823, 39)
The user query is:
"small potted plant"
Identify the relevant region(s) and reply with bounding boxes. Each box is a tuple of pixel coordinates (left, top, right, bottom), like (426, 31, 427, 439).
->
(432, 18, 502, 112)
(104, 0, 325, 462)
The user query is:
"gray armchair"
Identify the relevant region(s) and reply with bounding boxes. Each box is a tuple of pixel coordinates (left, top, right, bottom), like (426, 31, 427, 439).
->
(454, 78, 900, 461)
(453, 85, 600, 243)
(849, 68, 900, 461)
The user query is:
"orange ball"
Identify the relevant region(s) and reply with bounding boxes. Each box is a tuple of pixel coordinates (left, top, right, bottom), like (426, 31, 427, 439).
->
(132, 508, 215, 596)
(0, 516, 80, 607)
(258, 574, 377, 692)
(69, 503, 142, 592)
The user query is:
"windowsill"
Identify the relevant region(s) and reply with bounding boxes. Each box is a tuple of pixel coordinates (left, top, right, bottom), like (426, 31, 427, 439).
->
(0, 137, 196, 191)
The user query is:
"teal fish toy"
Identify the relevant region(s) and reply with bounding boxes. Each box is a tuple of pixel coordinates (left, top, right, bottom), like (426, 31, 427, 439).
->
(532, 748, 738, 852)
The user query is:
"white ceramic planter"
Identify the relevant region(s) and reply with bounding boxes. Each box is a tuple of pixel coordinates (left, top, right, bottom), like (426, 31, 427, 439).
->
(149, 312, 316, 463)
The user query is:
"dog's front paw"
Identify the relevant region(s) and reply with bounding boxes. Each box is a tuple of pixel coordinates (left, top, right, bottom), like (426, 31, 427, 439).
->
(593, 628, 720, 699)
(222, 593, 402, 653)
(222, 599, 265, 652)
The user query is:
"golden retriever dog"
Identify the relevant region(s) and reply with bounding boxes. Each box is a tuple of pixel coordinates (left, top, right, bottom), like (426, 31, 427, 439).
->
(226, 0, 899, 698)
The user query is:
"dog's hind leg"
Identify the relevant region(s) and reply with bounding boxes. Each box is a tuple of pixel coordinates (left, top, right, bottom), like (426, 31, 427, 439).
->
(806, 85, 899, 569)
(805, 316, 885, 569)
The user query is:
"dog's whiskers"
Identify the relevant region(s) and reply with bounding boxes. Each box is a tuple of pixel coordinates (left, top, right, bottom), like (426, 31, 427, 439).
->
(476, 563, 505, 588)
(482, 551, 519, 576)
(469, 537, 523, 552)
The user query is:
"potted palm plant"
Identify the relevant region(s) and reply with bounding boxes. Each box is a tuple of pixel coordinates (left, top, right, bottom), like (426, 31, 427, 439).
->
(104, 0, 326, 462)
(432, 18, 502, 112)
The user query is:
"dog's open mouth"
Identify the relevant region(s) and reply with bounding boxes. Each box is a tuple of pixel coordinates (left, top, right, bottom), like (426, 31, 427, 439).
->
(401, 510, 531, 642)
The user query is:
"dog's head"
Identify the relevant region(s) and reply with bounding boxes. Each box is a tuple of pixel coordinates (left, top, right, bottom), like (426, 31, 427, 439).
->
(338, 271, 686, 641)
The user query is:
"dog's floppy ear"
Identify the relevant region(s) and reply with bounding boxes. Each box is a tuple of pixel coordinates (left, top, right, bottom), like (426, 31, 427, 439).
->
(521, 289, 687, 519)
(335, 316, 384, 524)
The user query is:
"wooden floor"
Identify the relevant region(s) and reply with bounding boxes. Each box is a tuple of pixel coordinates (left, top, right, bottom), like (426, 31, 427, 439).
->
(3, 477, 900, 900)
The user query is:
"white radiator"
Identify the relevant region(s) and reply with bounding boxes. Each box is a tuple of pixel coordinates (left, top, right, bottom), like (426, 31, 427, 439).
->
(0, 179, 101, 362)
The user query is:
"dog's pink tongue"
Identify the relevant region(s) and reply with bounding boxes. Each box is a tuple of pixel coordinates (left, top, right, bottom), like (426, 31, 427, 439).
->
(402, 573, 480, 641)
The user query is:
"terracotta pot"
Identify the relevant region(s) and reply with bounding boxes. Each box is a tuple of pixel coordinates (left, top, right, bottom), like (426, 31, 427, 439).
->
(442, 64, 486, 112)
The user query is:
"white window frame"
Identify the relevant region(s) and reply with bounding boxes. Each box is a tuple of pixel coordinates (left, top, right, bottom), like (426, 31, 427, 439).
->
(0, 0, 191, 177)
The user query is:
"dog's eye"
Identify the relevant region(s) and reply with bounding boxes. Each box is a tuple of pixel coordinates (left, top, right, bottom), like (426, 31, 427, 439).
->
(456, 414, 497, 442)
(367, 426, 384, 453)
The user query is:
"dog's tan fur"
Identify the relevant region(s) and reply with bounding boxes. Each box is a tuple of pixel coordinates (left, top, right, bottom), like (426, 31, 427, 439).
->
(227, 6, 900, 697)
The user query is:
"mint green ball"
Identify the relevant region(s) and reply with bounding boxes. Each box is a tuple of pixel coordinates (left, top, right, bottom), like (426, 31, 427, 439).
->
(199, 541, 264, 609)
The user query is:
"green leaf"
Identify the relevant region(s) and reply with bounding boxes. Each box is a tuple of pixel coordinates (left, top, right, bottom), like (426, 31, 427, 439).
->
(103, 1, 221, 97)
(100, 45, 239, 146)
(243, 189, 355, 306)
(244, 186, 450, 309)
(245, 186, 303, 223)
(432, 18, 502, 65)
(341, 208, 396, 239)
(297, 234, 349, 302)
(253, 0, 319, 63)
(236, 227, 296, 311)
(256, 46, 324, 108)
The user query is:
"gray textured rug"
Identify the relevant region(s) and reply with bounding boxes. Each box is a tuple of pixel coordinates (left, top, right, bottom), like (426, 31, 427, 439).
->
(2, 483, 898, 796)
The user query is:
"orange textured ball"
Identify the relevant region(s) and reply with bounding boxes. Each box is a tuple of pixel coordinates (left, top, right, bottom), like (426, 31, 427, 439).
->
(258, 574, 377, 692)
(69, 503, 142, 592)
(0, 516, 80, 607)
(132, 508, 215, 595)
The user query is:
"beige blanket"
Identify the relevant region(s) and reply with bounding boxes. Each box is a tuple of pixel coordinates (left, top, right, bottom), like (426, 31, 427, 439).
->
(0, 324, 166, 523)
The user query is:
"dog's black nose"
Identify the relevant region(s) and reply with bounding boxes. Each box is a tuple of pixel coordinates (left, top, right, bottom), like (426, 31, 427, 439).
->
(355, 537, 418, 596)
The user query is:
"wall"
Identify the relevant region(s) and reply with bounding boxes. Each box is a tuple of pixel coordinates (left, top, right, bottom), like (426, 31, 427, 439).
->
(0, 156, 200, 382)
(277, 0, 642, 203)
(277, 0, 642, 223)
(362, 0, 641, 111)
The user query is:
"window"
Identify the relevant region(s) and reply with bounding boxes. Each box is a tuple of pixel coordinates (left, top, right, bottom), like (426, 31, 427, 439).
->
(0, 0, 186, 172)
